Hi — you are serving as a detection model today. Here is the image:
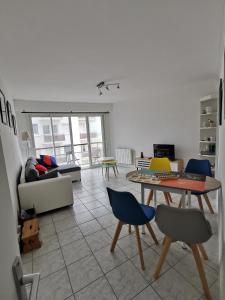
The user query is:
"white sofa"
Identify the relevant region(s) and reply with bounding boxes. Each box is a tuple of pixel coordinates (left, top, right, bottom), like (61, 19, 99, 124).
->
(18, 174, 74, 214)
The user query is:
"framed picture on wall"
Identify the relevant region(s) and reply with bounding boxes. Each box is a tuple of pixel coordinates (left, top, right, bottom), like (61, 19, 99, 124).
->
(0, 89, 8, 125)
(6, 100, 13, 127)
(12, 115, 17, 135)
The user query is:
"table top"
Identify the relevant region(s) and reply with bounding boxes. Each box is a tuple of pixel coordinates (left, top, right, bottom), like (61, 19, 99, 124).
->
(126, 170, 221, 193)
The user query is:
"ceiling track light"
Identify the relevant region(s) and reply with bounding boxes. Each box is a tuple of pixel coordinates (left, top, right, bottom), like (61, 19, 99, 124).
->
(96, 81, 120, 96)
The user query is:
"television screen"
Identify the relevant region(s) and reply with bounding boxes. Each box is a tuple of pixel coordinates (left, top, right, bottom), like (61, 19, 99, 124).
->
(153, 144, 175, 161)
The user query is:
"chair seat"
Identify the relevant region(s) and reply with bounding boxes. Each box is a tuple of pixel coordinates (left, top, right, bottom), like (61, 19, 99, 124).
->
(192, 191, 207, 196)
(140, 204, 155, 221)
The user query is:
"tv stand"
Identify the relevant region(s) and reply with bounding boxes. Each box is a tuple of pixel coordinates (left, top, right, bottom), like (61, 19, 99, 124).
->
(136, 157, 184, 172)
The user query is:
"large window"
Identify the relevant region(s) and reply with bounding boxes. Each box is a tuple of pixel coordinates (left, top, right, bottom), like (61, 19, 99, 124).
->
(31, 115, 105, 166)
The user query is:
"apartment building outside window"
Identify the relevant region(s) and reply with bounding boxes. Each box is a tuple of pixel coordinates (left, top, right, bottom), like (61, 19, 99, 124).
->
(31, 115, 105, 166)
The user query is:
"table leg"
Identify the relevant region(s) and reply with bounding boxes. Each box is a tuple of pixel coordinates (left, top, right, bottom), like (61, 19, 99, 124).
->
(181, 190, 186, 208)
(141, 184, 145, 234)
(181, 190, 188, 249)
(153, 190, 157, 207)
(187, 190, 191, 208)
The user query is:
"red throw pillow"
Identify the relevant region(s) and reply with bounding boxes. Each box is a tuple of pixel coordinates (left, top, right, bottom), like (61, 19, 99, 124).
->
(35, 164, 47, 175)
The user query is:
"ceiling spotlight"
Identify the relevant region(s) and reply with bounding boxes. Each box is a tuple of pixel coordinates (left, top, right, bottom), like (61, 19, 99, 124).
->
(96, 81, 120, 96)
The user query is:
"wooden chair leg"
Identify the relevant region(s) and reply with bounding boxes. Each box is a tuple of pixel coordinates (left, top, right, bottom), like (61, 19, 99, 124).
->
(197, 195, 204, 212)
(146, 223, 159, 245)
(128, 224, 131, 234)
(198, 244, 208, 260)
(203, 194, 214, 214)
(154, 236, 172, 279)
(115, 165, 119, 174)
(163, 192, 170, 206)
(167, 192, 173, 203)
(111, 221, 123, 252)
(190, 244, 212, 300)
(113, 166, 117, 177)
(107, 167, 109, 181)
(134, 225, 145, 270)
(146, 190, 153, 205)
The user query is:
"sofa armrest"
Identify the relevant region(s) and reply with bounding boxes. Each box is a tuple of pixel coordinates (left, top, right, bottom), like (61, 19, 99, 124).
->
(18, 175, 73, 214)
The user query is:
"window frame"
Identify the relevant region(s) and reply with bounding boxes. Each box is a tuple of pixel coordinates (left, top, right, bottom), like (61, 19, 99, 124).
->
(30, 113, 106, 167)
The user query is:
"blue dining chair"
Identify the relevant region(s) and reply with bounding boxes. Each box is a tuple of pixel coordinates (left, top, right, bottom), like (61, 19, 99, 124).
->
(180, 159, 214, 214)
(107, 187, 158, 270)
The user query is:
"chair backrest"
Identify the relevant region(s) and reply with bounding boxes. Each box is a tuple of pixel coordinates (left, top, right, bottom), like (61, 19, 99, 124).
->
(149, 157, 171, 172)
(185, 159, 212, 177)
(155, 204, 212, 244)
(107, 187, 150, 225)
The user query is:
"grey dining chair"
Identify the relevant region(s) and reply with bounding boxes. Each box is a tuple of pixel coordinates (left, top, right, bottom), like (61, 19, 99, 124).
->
(153, 204, 213, 300)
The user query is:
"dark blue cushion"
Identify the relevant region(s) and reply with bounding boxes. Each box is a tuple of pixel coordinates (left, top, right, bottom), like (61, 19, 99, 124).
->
(107, 188, 156, 225)
(140, 204, 156, 221)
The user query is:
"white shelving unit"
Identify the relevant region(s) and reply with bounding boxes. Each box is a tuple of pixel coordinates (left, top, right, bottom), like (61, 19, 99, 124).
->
(199, 95, 218, 173)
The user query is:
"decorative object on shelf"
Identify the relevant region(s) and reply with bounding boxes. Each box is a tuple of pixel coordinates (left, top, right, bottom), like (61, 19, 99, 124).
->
(219, 78, 223, 125)
(209, 136, 216, 142)
(96, 81, 120, 96)
(21, 131, 31, 157)
(202, 121, 206, 127)
(205, 106, 212, 114)
(0, 89, 8, 125)
(12, 115, 17, 135)
(140, 152, 144, 158)
(207, 119, 214, 127)
(6, 100, 13, 127)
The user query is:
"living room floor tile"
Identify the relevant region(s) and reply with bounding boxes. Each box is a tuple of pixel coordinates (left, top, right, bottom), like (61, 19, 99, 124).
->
(33, 234, 60, 258)
(131, 247, 170, 282)
(62, 238, 91, 265)
(94, 245, 127, 273)
(174, 253, 218, 292)
(132, 285, 161, 300)
(97, 213, 118, 228)
(54, 215, 77, 233)
(33, 249, 65, 279)
(83, 200, 103, 210)
(151, 268, 201, 300)
(75, 276, 117, 300)
(117, 234, 149, 259)
(79, 219, 102, 236)
(39, 222, 56, 238)
(57, 226, 83, 246)
(37, 268, 72, 300)
(67, 255, 103, 293)
(74, 211, 95, 224)
(85, 229, 111, 252)
(106, 260, 148, 300)
(90, 206, 110, 218)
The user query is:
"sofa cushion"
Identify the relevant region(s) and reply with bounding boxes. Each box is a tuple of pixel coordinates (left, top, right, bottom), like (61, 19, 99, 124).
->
(38, 168, 58, 180)
(39, 155, 58, 168)
(58, 164, 81, 174)
(25, 161, 39, 182)
(35, 164, 48, 175)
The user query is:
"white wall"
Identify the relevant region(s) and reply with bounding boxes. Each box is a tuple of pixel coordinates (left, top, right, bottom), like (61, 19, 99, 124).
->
(0, 78, 21, 300)
(217, 19, 225, 299)
(111, 80, 217, 163)
(14, 99, 113, 161)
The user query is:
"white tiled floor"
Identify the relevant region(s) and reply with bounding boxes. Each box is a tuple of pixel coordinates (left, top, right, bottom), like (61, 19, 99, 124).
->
(22, 167, 219, 300)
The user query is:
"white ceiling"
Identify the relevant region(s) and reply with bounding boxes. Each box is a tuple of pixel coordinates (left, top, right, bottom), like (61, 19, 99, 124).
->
(0, 0, 224, 102)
